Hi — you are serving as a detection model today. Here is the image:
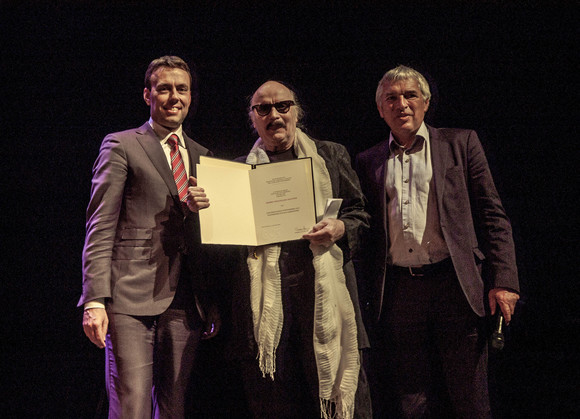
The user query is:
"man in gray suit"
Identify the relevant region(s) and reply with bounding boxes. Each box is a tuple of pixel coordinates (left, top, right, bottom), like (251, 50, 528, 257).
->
(355, 65, 520, 418)
(79, 55, 219, 418)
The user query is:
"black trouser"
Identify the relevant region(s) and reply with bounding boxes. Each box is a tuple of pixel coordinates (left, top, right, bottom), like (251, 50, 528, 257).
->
(241, 261, 373, 419)
(369, 261, 491, 419)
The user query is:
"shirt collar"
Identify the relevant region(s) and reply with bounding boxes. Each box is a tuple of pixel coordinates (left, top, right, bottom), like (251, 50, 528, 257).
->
(148, 118, 185, 147)
(388, 122, 429, 155)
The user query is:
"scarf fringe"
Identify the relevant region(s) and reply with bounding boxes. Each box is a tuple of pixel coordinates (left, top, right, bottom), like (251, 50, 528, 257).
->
(320, 394, 356, 419)
(257, 344, 276, 380)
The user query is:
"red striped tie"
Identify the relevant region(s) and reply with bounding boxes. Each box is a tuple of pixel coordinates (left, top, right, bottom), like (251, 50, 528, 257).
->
(167, 134, 188, 202)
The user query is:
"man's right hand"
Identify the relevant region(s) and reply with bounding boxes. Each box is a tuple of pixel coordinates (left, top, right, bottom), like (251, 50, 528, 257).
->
(83, 308, 108, 348)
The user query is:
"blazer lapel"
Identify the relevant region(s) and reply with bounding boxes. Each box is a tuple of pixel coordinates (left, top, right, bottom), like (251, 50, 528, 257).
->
(375, 141, 390, 238)
(135, 123, 181, 204)
(183, 133, 200, 177)
(374, 139, 390, 321)
(428, 126, 448, 212)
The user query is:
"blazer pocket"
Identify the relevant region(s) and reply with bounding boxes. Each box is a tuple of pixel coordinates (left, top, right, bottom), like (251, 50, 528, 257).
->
(113, 228, 153, 260)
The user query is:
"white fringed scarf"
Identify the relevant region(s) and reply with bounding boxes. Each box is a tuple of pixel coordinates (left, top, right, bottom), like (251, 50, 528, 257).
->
(246, 129, 359, 419)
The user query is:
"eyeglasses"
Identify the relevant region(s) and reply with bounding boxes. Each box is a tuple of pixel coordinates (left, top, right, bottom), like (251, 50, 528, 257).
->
(251, 100, 295, 116)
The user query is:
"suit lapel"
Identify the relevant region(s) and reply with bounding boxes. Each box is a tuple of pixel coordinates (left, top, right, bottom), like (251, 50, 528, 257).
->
(375, 141, 390, 237)
(135, 123, 181, 203)
(428, 126, 448, 212)
(374, 139, 390, 321)
(183, 133, 200, 177)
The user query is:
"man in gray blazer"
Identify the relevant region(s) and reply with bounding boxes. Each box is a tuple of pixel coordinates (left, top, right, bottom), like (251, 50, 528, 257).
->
(356, 65, 520, 418)
(79, 56, 219, 418)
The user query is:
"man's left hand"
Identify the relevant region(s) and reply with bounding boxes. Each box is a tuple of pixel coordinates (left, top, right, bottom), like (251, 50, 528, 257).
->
(186, 176, 210, 212)
(488, 287, 520, 324)
(302, 218, 345, 247)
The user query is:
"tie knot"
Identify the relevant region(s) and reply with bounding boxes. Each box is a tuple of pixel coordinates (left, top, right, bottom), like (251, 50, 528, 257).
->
(168, 134, 179, 149)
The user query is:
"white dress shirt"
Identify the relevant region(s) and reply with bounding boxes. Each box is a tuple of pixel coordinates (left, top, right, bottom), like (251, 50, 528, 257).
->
(386, 122, 450, 267)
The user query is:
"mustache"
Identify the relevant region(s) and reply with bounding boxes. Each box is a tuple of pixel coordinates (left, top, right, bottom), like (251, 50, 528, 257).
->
(267, 120, 286, 130)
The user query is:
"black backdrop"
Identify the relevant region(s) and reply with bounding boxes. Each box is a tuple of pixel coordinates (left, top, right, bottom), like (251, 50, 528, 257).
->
(1, 1, 578, 417)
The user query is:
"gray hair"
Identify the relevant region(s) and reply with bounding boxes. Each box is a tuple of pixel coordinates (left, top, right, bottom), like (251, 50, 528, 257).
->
(375, 65, 431, 107)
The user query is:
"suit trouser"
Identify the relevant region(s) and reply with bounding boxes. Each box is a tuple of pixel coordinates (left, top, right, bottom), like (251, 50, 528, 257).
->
(105, 307, 203, 419)
(369, 263, 491, 419)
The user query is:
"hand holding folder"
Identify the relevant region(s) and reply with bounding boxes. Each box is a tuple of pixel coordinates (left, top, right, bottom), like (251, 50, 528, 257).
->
(196, 156, 317, 246)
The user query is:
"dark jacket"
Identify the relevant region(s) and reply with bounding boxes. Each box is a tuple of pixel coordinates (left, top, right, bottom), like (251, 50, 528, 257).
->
(227, 137, 371, 360)
(355, 125, 519, 321)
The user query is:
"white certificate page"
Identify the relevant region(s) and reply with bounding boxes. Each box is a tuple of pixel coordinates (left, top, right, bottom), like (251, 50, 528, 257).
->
(197, 156, 316, 246)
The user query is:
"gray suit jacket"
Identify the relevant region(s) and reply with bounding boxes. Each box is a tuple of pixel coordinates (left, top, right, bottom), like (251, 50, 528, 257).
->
(79, 122, 213, 316)
(356, 126, 519, 320)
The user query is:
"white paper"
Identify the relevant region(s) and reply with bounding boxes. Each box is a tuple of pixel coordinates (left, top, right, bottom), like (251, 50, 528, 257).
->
(197, 156, 317, 246)
(323, 198, 343, 219)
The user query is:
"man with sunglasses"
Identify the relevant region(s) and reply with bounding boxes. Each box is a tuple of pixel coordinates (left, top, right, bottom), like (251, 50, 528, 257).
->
(227, 81, 372, 418)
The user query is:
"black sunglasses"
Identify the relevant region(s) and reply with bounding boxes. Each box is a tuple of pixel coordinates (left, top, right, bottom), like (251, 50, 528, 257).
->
(251, 100, 295, 116)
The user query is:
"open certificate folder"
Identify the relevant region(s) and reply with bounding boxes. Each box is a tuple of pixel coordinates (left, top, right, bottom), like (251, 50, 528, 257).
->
(197, 155, 317, 246)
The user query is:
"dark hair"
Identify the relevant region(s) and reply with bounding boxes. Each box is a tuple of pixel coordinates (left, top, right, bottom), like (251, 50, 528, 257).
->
(144, 55, 192, 89)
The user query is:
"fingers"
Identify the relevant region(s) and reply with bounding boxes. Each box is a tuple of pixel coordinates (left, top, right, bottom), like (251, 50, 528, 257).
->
(186, 182, 210, 212)
(98, 316, 109, 347)
(496, 298, 515, 323)
(489, 288, 520, 324)
(302, 229, 332, 246)
(82, 308, 108, 348)
(302, 219, 345, 246)
(186, 195, 210, 212)
(302, 221, 329, 239)
(500, 304, 513, 324)
(488, 294, 497, 316)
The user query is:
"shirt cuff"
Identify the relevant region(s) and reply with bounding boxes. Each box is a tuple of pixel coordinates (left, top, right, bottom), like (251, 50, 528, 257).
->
(84, 299, 105, 310)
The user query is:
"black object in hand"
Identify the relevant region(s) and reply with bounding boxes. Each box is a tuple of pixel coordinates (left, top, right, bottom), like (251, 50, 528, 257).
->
(490, 313, 505, 352)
